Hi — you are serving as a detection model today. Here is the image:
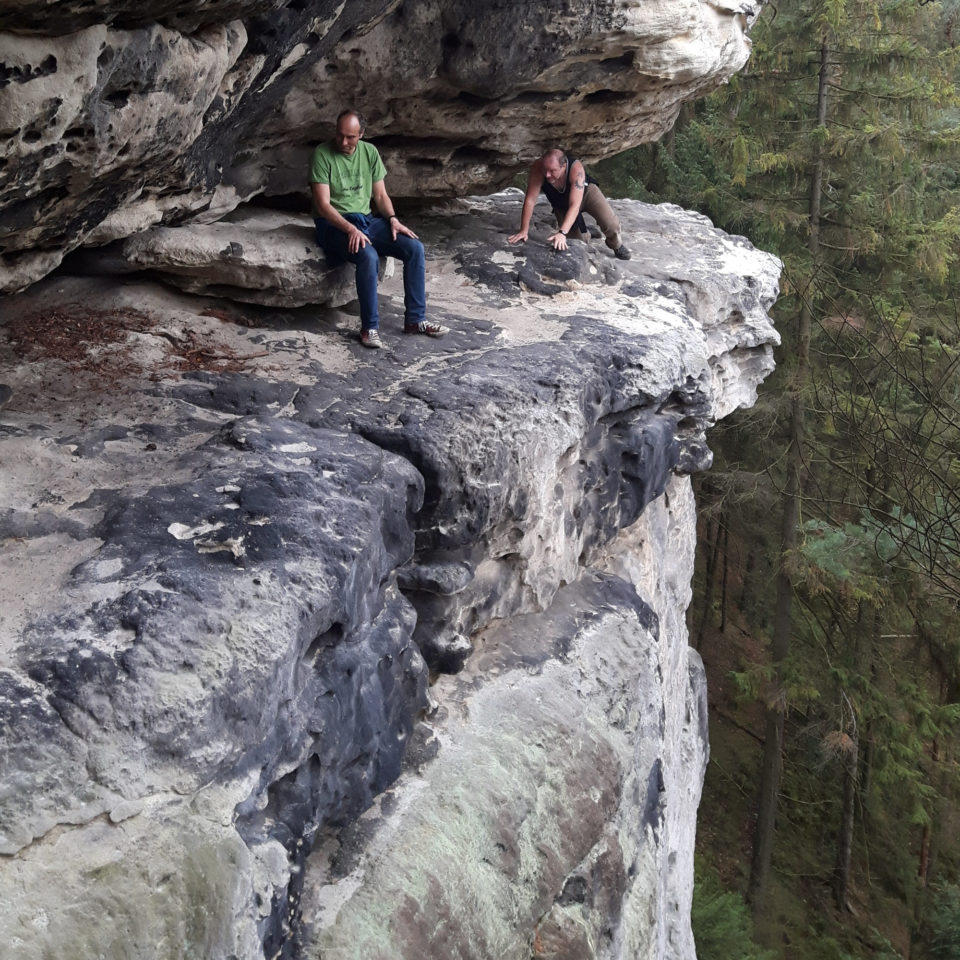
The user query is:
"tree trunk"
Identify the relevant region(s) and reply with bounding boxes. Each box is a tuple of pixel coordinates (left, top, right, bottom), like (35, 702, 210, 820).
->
(833, 744, 859, 909)
(833, 706, 859, 910)
(664, 122, 676, 159)
(739, 548, 755, 614)
(918, 824, 931, 889)
(918, 739, 940, 889)
(860, 728, 874, 802)
(696, 516, 722, 651)
(747, 39, 829, 911)
(719, 517, 730, 631)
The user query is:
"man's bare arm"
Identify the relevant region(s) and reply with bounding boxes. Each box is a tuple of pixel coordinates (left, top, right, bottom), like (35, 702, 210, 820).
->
(372, 180, 418, 240)
(508, 160, 546, 244)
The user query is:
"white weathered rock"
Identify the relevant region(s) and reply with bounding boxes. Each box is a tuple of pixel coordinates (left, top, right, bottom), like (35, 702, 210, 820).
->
(302, 478, 707, 960)
(120, 210, 393, 307)
(0, 20, 249, 291)
(266, 0, 761, 198)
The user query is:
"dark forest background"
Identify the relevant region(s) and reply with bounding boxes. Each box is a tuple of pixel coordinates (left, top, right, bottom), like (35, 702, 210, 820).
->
(595, 1, 960, 956)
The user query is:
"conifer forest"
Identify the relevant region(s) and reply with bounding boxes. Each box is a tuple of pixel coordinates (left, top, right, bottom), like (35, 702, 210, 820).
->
(597, 1, 960, 956)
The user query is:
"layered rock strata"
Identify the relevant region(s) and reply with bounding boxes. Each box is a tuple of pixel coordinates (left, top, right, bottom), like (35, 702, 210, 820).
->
(0, 193, 779, 958)
(0, 0, 762, 293)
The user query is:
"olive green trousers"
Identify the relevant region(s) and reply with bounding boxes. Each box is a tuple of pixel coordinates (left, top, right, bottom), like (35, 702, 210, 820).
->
(557, 184, 622, 250)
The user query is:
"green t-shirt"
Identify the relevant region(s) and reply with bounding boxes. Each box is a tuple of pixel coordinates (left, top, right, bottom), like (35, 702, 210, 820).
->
(309, 140, 387, 216)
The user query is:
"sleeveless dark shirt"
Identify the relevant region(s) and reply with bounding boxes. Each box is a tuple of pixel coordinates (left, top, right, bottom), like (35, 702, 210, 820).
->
(540, 153, 597, 234)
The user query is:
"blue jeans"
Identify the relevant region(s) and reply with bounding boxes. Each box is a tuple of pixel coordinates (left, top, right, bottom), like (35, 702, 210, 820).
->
(314, 213, 426, 331)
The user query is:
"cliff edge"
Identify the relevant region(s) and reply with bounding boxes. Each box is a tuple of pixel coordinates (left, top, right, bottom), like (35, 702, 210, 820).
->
(0, 192, 779, 958)
(1, 0, 777, 956)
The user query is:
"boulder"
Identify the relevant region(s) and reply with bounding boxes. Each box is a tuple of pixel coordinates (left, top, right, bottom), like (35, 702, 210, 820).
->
(120, 209, 393, 308)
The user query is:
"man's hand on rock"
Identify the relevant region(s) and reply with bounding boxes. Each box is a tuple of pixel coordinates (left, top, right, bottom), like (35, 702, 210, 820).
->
(508, 230, 528, 244)
(390, 216, 418, 241)
(547, 232, 568, 251)
(347, 226, 370, 253)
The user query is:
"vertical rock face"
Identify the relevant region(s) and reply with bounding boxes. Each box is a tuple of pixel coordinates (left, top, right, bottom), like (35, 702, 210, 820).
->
(0, 0, 762, 292)
(0, 193, 780, 958)
(303, 482, 707, 960)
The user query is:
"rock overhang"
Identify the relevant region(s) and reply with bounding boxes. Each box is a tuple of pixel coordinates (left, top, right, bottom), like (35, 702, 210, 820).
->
(0, 0, 765, 293)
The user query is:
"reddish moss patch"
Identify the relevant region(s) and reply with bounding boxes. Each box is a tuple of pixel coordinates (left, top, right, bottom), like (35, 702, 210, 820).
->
(5, 305, 153, 366)
(5, 304, 265, 379)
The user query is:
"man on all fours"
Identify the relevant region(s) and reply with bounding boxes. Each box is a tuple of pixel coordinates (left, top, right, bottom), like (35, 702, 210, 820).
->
(508, 148, 631, 260)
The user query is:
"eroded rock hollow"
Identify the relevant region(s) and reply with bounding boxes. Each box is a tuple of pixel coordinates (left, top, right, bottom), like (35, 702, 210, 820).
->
(0, 0, 760, 293)
(0, 2, 777, 958)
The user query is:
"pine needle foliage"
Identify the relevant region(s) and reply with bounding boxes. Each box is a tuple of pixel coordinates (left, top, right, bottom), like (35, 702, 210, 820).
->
(596, 0, 960, 956)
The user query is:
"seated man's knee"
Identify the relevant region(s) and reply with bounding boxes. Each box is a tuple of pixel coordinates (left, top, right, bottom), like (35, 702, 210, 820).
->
(356, 244, 380, 270)
(398, 235, 425, 263)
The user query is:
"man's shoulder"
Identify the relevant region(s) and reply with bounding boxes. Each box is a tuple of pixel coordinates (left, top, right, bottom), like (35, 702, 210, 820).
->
(309, 142, 336, 184)
(357, 140, 384, 163)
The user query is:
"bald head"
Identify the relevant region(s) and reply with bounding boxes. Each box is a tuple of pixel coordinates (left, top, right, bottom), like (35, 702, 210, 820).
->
(542, 149, 569, 188)
(335, 110, 365, 155)
(337, 108, 366, 131)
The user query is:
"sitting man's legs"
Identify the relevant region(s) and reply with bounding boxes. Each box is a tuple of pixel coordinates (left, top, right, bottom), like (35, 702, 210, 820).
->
(314, 214, 381, 331)
(363, 217, 426, 326)
(315, 214, 445, 339)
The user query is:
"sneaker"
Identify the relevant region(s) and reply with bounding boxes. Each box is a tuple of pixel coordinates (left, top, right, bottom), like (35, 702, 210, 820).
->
(614, 245, 632, 261)
(403, 320, 449, 337)
(360, 328, 383, 349)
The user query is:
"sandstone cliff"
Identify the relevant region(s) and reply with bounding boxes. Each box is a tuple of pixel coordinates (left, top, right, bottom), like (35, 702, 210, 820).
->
(0, 0, 759, 293)
(0, 193, 779, 959)
(0, 2, 776, 958)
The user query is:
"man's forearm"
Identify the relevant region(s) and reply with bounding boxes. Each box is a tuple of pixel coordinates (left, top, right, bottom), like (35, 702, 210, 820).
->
(557, 193, 584, 234)
(316, 202, 360, 234)
(519, 197, 536, 232)
(372, 185, 398, 222)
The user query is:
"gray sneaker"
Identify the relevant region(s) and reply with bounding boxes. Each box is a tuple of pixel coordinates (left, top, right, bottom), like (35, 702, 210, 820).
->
(614, 245, 632, 261)
(404, 320, 449, 337)
(360, 328, 383, 349)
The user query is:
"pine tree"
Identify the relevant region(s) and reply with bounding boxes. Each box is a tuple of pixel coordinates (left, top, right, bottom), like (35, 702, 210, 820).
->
(593, 0, 960, 952)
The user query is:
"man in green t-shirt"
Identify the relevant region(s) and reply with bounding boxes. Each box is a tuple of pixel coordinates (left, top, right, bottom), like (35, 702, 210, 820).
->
(310, 110, 448, 349)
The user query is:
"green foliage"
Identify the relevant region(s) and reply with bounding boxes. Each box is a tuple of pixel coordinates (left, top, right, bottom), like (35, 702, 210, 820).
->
(924, 882, 960, 960)
(636, 0, 960, 955)
(797, 517, 893, 599)
(692, 860, 776, 960)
